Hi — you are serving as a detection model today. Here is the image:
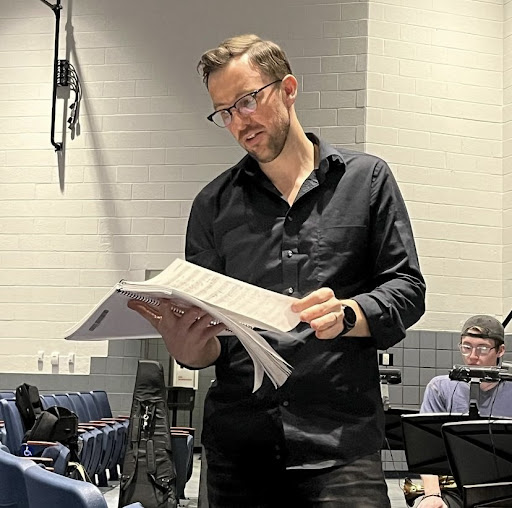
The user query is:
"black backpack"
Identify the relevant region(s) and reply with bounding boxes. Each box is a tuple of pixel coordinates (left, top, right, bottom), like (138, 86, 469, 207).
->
(15, 383, 79, 451)
(119, 360, 177, 508)
(15, 383, 43, 431)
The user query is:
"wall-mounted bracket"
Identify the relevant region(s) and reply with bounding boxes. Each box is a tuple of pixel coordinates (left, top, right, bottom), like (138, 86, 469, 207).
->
(39, 0, 63, 151)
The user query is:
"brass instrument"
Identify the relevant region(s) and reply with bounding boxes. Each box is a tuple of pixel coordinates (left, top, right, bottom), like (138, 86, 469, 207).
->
(403, 476, 458, 506)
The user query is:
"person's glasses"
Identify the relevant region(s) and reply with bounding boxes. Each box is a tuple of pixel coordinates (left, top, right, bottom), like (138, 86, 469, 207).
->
(459, 343, 497, 356)
(207, 79, 282, 128)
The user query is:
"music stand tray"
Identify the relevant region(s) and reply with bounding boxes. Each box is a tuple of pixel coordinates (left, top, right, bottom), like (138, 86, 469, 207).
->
(464, 482, 512, 507)
(383, 407, 418, 450)
(401, 413, 478, 476)
(442, 419, 512, 489)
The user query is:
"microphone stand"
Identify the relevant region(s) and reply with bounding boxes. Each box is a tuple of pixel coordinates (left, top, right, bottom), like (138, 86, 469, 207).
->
(449, 365, 512, 418)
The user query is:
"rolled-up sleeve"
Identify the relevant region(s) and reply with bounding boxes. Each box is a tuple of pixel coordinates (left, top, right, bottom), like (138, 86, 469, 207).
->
(353, 160, 426, 350)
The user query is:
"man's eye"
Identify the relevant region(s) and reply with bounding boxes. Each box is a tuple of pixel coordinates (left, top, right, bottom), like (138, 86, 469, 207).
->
(238, 97, 252, 108)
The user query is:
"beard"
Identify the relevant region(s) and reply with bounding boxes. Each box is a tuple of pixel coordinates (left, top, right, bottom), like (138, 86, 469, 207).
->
(244, 110, 291, 164)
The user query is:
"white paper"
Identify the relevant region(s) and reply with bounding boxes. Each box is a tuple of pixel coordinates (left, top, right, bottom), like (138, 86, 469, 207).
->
(136, 258, 300, 332)
(64, 259, 297, 389)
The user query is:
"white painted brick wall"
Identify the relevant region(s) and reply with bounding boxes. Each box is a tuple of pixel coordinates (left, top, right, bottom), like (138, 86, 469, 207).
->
(367, 0, 507, 332)
(1, 0, 510, 401)
(506, 1, 512, 320)
(0, 0, 367, 384)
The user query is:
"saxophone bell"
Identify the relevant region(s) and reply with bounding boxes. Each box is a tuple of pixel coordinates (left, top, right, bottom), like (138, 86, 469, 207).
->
(402, 476, 458, 506)
(403, 477, 424, 507)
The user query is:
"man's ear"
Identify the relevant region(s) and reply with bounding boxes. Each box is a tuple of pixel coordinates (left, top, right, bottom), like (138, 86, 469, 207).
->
(281, 74, 298, 105)
(497, 344, 505, 358)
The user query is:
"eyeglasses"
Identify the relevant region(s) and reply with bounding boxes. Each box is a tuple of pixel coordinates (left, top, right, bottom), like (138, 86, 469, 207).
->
(459, 343, 497, 357)
(207, 79, 282, 128)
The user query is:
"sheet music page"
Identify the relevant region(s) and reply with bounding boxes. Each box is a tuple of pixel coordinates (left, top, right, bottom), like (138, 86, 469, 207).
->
(135, 258, 300, 333)
(65, 258, 296, 390)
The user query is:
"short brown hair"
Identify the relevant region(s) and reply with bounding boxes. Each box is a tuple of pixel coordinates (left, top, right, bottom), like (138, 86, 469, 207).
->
(197, 34, 292, 87)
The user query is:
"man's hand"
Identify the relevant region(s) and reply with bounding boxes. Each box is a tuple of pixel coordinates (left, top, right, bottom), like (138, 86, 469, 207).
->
(290, 288, 370, 339)
(127, 299, 224, 368)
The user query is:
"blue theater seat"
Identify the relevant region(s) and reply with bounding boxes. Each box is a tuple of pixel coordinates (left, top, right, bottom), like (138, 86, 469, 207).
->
(40, 394, 102, 480)
(82, 391, 127, 480)
(171, 431, 194, 500)
(52, 393, 106, 483)
(67, 392, 119, 486)
(25, 463, 109, 508)
(0, 448, 145, 508)
(0, 398, 69, 474)
(0, 447, 33, 507)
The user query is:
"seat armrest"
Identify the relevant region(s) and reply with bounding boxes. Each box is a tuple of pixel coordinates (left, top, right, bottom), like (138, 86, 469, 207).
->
(25, 440, 58, 447)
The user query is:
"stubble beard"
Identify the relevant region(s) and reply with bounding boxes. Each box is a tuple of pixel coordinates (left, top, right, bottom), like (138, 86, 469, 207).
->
(246, 112, 291, 164)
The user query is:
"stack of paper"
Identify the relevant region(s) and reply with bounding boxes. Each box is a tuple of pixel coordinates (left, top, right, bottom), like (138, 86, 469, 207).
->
(65, 259, 299, 391)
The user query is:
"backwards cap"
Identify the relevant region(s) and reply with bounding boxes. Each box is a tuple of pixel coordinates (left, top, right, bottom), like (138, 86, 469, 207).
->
(461, 315, 504, 344)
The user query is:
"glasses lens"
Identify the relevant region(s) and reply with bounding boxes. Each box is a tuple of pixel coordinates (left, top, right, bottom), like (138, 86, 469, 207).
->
(459, 344, 491, 356)
(460, 344, 472, 356)
(236, 95, 257, 115)
(210, 111, 231, 127)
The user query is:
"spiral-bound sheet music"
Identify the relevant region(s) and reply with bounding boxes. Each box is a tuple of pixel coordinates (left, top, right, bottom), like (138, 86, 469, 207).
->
(64, 259, 298, 390)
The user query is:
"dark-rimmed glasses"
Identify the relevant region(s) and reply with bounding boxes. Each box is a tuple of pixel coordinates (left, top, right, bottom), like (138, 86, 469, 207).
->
(459, 343, 497, 357)
(207, 79, 282, 128)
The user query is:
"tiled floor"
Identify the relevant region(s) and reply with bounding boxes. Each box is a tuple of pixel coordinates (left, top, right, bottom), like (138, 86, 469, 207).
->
(105, 454, 410, 507)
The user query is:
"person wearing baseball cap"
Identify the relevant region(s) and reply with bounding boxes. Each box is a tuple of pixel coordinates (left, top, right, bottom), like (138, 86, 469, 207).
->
(417, 316, 509, 508)
(459, 315, 505, 365)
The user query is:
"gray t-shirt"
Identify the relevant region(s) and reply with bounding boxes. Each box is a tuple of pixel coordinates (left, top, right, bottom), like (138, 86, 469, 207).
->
(421, 375, 512, 418)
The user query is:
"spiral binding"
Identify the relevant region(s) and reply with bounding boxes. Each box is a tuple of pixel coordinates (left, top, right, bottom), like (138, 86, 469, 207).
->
(118, 287, 253, 331)
(117, 288, 161, 307)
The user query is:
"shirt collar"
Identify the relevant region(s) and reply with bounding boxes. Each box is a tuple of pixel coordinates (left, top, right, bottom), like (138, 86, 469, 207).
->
(235, 133, 345, 184)
(306, 133, 344, 182)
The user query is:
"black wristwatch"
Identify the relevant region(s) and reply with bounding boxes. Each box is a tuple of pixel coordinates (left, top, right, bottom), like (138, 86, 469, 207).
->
(340, 304, 356, 336)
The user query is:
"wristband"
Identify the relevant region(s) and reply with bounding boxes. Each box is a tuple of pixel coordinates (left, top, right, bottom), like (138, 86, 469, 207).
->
(419, 494, 442, 504)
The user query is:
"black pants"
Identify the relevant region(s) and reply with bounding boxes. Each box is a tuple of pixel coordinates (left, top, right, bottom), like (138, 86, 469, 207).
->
(207, 451, 391, 508)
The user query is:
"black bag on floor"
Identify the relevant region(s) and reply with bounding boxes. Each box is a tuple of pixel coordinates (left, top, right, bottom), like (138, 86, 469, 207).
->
(119, 360, 177, 508)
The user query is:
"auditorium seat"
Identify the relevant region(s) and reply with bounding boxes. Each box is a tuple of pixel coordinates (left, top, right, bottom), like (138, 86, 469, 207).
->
(0, 447, 33, 507)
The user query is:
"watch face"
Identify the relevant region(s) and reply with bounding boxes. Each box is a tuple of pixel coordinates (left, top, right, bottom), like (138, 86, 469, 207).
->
(343, 305, 356, 327)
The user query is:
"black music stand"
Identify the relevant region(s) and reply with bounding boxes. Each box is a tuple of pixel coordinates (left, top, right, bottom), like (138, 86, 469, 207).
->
(442, 420, 512, 507)
(383, 407, 418, 450)
(401, 413, 479, 476)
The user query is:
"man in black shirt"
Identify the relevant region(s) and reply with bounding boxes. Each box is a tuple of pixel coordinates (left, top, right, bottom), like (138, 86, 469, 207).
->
(129, 34, 426, 507)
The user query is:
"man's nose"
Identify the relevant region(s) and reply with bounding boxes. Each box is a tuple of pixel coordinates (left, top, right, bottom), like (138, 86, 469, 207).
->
(468, 348, 480, 360)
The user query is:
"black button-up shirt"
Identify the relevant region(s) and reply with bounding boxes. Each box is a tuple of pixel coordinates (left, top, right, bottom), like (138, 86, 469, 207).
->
(185, 134, 425, 469)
